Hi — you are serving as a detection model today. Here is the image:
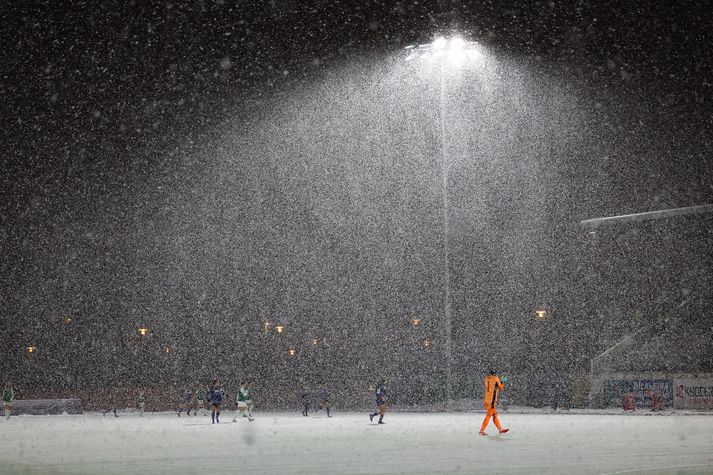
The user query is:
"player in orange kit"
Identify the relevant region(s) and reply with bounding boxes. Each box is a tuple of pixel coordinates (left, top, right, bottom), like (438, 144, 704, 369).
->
(480, 369, 509, 436)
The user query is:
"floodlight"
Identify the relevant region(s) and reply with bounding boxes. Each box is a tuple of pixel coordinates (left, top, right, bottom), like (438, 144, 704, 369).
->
(433, 37, 447, 49)
(449, 37, 465, 50)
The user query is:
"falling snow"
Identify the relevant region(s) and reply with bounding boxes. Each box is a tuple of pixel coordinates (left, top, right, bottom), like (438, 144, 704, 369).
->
(2, 1, 713, 473)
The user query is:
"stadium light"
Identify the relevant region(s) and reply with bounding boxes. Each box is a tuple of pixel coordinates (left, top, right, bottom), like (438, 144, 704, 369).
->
(404, 36, 482, 63)
(433, 36, 447, 49)
(404, 34, 484, 408)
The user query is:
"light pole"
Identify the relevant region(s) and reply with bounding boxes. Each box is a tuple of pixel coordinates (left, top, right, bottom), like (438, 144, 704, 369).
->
(405, 37, 482, 407)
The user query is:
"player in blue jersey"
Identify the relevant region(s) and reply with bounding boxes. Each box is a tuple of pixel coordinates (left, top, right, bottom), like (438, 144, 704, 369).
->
(208, 379, 223, 424)
(300, 386, 311, 416)
(103, 390, 119, 417)
(369, 380, 388, 424)
(177, 387, 194, 417)
(315, 386, 332, 418)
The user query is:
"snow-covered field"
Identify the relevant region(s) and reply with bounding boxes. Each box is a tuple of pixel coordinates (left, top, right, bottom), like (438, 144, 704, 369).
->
(2, 411, 713, 474)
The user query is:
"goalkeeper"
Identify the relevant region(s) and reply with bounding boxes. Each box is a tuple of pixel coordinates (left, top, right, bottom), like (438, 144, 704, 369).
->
(479, 369, 509, 436)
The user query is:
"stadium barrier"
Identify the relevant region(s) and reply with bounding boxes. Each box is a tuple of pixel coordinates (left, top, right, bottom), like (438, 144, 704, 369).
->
(591, 373, 713, 410)
(11, 399, 83, 415)
(622, 393, 636, 411)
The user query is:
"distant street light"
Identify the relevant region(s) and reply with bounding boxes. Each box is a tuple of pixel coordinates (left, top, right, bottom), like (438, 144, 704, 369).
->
(137, 327, 150, 337)
(411, 318, 422, 328)
(535, 309, 547, 319)
(275, 324, 285, 335)
(287, 346, 296, 357)
(26, 346, 37, 354)
(405, 36, 483, 407)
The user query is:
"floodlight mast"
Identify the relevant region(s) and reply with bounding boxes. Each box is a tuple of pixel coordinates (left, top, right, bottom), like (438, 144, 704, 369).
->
(404, 36, 481, 409)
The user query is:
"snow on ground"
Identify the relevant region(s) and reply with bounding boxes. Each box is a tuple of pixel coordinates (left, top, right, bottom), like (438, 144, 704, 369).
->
(1, 411, 712, 474)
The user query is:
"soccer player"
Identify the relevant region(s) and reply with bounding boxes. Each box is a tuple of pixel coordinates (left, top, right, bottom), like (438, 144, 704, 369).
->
(177, 387, 194, 417)
(369, 380, 387, 424)
(300, 386, 311, 416)
(208, 379, 223, 424)
(3, 382, 14, 420)
(195, 384, 208, 416)
(233, 380, 255, 422)
(103, 390, 119, 417)
(479, 369, 509, 436)
(316, 386, 332, 418)
(245, 379, 255, 421)
(137, 391, 146, 417)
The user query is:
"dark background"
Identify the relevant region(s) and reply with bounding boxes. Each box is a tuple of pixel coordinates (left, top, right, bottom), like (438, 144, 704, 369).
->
(2, 1, 712, 405)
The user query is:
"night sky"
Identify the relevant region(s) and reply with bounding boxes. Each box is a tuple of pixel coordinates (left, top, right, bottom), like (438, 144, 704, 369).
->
(5, 1, 712, 215)
(2, 1, 712, 401)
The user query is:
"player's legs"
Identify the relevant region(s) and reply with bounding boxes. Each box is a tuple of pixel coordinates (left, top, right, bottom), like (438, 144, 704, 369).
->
(480, 407, 494, 433)
(491, 409, 503, 431)
(246, 401, 254, 421)
(378, 404, 387, 423)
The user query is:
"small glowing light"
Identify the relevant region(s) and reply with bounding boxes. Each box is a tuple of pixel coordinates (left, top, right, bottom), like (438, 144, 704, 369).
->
(411, 318, 422, 327)
(165, 346, 172, 353)
(423, 338, 432, 349)
(287, 347, 296, 357)
(535, 309, 547, 319)
(263, 321, 272, 334)
(275, 324, 285, 334)
(26, 346, 37, 354)
(64, 317, 73, 324)
(137, 327, 149, 336)
(312, 338, 319, 346)
(433, 37, 447, 49)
